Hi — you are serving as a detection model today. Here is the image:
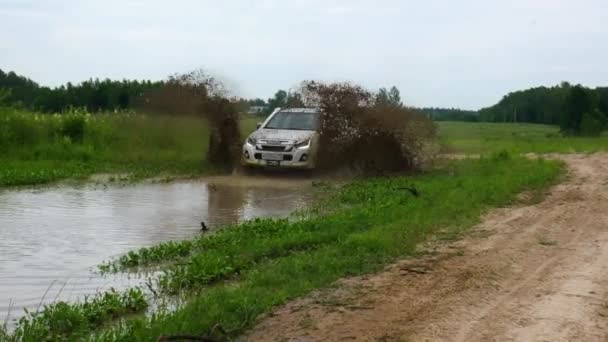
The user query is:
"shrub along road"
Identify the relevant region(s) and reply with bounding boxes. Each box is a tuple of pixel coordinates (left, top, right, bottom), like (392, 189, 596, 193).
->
(247, 153, 608, 341)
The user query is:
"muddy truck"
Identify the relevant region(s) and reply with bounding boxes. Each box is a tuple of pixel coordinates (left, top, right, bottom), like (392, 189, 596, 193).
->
(242, 108, 320, 169)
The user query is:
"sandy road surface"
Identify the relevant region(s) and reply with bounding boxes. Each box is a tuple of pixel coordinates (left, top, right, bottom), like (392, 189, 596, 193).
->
(246, 153, 608, 341)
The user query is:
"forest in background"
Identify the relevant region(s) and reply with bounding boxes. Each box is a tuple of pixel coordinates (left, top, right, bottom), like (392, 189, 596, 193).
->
(0, 69, 464, 117)
(2, 68, 607, 135)
(479, 83, 608, 122)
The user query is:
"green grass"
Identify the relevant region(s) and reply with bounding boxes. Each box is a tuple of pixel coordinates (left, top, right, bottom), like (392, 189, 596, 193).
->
(5, 110, 604, 187)
(0, 108, 260, 186)
(2, 154, 557, 341)
(2, 114, 580, 340)
(95, 156, 560, 341)
(3, 155, 563, 340)
(438, 121, 608, 155)
(2, 288, 147, 341)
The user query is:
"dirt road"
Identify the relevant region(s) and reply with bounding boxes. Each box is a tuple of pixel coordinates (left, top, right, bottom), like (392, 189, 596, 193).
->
(246, 153, 608, 341)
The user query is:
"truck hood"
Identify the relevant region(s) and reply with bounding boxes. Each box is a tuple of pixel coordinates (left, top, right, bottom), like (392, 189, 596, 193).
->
(249, 129, 315, 143)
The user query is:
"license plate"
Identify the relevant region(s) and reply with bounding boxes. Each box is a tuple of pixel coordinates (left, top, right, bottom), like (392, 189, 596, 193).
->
(262, 153, 283, 161)
(266, 160, 280, 166)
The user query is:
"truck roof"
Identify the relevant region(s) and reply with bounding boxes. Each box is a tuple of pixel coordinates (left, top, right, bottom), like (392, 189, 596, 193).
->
(276, 108, 319, 113)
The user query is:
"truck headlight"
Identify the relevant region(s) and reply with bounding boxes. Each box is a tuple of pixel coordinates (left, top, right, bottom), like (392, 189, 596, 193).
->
(294, 138, 311, 149)
(247, 137, 257, 145)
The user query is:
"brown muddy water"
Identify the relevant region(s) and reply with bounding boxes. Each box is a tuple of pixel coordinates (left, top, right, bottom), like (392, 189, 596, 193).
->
(0, 176, 314, 325)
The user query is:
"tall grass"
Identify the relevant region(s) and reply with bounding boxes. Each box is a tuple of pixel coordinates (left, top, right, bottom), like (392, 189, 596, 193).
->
(0, 108, 259, 186)
(3, 288, 147, 341)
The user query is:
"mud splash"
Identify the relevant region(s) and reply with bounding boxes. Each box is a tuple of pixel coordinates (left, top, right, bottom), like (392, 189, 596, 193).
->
(297, 81, 437, 173)
(138, 74, 437, 175)
(136, 69, 242, 169)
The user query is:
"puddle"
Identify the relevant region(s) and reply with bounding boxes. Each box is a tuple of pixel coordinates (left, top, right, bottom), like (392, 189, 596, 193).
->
(0, 176, 314, 325)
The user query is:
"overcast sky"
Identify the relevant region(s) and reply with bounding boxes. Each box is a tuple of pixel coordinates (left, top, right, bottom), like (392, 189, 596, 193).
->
(1, 0, 607, 109)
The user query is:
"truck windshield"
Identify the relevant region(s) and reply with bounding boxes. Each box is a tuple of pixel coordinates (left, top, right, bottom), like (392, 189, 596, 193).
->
(264, 111, 319, 130)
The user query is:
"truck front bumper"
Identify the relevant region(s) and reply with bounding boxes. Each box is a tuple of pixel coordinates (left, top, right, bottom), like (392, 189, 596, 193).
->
(241, 143, 315, 169)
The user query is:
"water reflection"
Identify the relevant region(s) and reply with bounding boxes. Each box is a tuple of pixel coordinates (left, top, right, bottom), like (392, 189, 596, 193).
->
(0, 177, 312, 324)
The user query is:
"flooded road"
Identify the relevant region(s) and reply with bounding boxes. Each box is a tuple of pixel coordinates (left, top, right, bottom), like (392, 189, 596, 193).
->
(0, 176, 313, 324)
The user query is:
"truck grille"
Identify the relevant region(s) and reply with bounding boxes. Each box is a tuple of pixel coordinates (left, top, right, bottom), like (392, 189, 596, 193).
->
(259, 145, 288, 152)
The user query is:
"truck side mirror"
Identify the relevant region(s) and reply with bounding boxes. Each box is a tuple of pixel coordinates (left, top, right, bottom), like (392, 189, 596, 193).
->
(256, 122, 262, 129)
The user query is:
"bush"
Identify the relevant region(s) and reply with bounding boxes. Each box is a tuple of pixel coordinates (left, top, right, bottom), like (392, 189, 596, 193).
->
(0, 109, 41, 146)
(61, 114, 86, 142)
(492, 150, 511, 161)
(579, 111, 604, 136)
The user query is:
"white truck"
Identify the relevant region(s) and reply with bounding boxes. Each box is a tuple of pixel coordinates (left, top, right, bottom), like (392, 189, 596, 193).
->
(241, 108, 320, 169)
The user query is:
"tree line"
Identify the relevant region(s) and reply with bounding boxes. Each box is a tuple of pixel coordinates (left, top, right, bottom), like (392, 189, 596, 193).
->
(0, 68, 163, 112)
(259, 82, 608, 135)
(0, 69, 465, 120)
(243, 85, 406, 115)
(420, 108, 479, 122)
(479, 82, 608, 135)
(2, 68, 606, 135)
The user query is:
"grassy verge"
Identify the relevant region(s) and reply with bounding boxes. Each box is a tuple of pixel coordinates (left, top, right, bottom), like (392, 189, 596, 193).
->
(9, 154, 557, 341)
(0, 108, 259, 187)
(97, 155, 560, 341)
(2, 288, 147, 341)
(438, 121, 608, 154)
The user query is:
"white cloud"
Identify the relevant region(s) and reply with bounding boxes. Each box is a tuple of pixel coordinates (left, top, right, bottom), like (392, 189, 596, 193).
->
(0, 0, 607, 108)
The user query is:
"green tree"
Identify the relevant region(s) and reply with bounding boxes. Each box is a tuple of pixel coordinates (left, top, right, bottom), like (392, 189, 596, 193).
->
(561, 85, 595, 134)
(0, 88, 12, 106)
(478, 82, 597, 126)
(376, 87, 389, 105)
(579, 111, 603, 136)
(286, 92, 304, 107)
(376, 86, 402, 108)
(388, 86, 402, 108)
(267, 90, 287, 110)
(0, 68, 164, 112)
(597, 87, 608, 116)
(248, 98, 266, 106)
(421, 107, 478, 122)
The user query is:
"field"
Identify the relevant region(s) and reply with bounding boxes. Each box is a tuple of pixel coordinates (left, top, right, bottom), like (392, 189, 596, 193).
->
(438, 121, 608, 154)
(3, 114, 608, 340)
(0, 108, 260, 186)
(2, 154, 564, 340)
(2, 107, 607, 188)
(2, 111, 606, 188)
